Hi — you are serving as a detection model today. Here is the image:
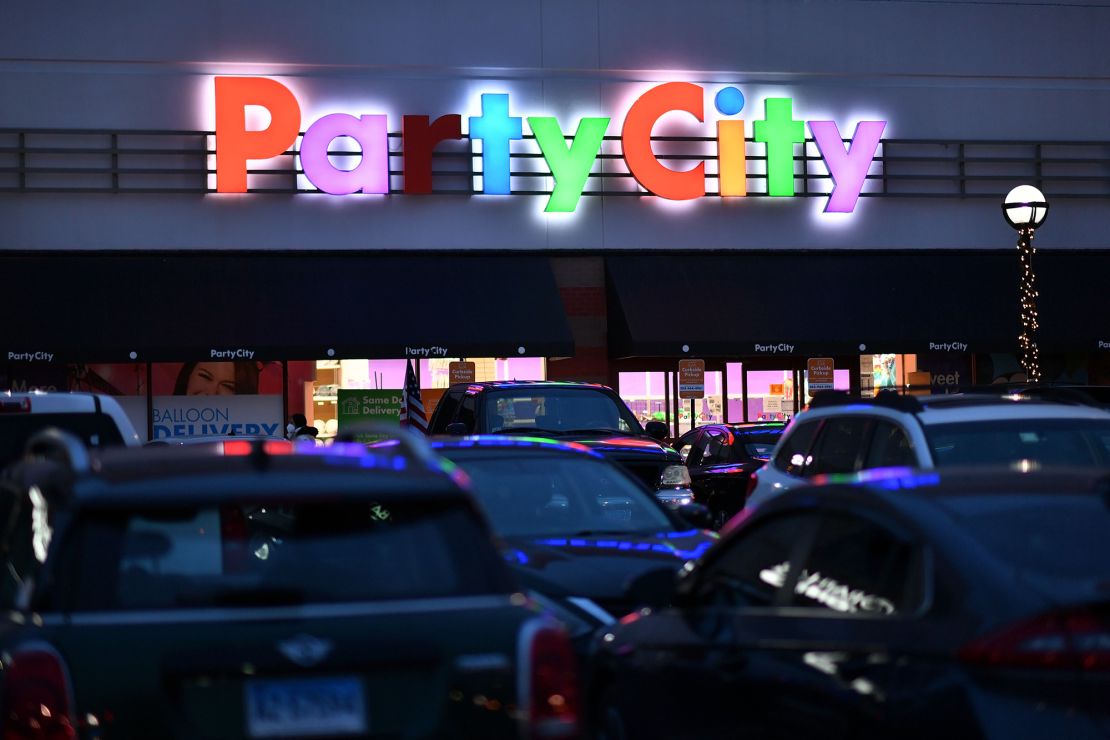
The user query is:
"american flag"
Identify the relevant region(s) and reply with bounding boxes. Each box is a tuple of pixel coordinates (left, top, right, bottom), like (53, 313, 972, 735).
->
(398, 359, 428, 434)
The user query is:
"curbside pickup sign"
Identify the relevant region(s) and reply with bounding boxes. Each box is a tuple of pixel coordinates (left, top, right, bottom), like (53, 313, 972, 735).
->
(449, 362, 476, 385)
(678, 359, 705, 400)
(807, 357, 835, 393)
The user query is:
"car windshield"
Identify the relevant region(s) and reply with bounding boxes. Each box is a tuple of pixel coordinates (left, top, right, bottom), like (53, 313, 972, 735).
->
(483, 388, 642, 435)
(926, 419, 1110, 467)
(446, 454, 675, 538)
(53, 499, 512, 611)
(940, 494, 1110, 578)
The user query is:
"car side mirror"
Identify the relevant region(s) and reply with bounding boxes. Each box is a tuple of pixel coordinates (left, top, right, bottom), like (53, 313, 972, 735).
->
(624, 566, 679, 611)
(677, 502, 714, 530)
(445, 422, 468, 436)
(644, 421, 668, 441)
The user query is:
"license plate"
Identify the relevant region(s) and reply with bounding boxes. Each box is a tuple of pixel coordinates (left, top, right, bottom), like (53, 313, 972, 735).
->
(245, 676, 367, 738)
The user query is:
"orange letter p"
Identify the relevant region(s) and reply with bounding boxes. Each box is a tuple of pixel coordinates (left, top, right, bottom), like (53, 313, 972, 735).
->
(215, 77, 301, 193)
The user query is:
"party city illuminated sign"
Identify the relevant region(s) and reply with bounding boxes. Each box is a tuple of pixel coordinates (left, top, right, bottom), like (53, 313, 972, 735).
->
(213, 77, 886, 213)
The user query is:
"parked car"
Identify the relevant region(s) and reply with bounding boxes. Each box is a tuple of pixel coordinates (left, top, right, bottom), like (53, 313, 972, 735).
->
(670, 422, 785, 526)
(0, 390, 140, 470)
(589, 467, 1110, 740)
(0, 431, 579, 740)
(747, 390, 1110, 510)
(431, 435, 716, 628)
(427, 381, 693, 500)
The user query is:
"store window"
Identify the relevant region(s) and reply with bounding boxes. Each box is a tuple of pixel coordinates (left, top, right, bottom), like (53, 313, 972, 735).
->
(861, 354, 918, 396)
(150, 361, 284, 441)
(618, 371, 669, 432)
(313, 357, 546, 441)
(746, 370, 795, 422)
(678, 371, 722, 435)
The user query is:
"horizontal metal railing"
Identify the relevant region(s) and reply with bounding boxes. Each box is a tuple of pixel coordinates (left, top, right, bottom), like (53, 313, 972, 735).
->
(1, 128, 1108, 198)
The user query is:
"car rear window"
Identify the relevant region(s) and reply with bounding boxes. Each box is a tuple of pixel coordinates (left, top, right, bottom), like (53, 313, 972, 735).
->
(941, 494, 1110, 577)
(485, 388, 641, 435)
(0, 413, 125, 469)
(445, 453, 674, 538)
(51, 499, 514, 611)
(927, 419, 1110, 467)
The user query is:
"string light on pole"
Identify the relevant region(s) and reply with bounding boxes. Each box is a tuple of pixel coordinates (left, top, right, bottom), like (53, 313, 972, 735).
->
(1002, 185, 1049, 384)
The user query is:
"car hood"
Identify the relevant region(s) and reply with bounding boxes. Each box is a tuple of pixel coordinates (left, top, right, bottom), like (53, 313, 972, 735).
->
(558, 433, 680, 463)
(500, 529, 715, 604)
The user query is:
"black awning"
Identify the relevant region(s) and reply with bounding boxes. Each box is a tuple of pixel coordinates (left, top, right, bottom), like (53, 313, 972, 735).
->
(607, 252, 1026, 358)
(1, 253, 574, 363)
(1037, 252, 1110, 354)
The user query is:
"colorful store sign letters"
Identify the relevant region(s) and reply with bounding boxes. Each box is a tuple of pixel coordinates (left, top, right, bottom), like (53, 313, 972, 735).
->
(213, 77, 886, 213)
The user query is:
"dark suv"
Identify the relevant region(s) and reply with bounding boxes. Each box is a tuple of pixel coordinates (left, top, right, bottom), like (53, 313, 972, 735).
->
(428, 381, 687, 494)
(0, 431, 579, 740)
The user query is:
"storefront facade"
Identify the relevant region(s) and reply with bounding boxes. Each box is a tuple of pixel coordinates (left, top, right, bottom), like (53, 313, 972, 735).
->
(3, 1, 1109, 438)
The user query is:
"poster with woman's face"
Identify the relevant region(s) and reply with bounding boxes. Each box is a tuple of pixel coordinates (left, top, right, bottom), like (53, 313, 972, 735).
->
(151, 362, 283, 396)
(151, 362, 284, 440)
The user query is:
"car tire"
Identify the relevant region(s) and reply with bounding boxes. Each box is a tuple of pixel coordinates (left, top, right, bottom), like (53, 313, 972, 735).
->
(591, 683, 628, 740)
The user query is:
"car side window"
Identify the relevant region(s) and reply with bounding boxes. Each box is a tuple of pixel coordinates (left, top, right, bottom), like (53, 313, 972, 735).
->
(773, 420, 821, 476)
(696, 513, 820, 608)
(456, 394, 477, 432)
(699, 429, 729, 466)
(676, 431, 701, 465)
(807, 418, 873, 476)
(430, 390, 463, 433)
(786, 512, 922, 616)
(866, 421, 917, 469)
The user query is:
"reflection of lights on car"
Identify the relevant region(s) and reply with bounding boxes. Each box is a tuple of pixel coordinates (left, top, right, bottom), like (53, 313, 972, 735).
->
(254, 542, 271, 560)
(654, 490, 692, 507)
(760, 562, 896, 614)
(29, 485, 52, 563)
(533, 535, 713, 561)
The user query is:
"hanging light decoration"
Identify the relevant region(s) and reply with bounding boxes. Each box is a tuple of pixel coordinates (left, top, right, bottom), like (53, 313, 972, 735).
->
(1002, 185, 1049, 383)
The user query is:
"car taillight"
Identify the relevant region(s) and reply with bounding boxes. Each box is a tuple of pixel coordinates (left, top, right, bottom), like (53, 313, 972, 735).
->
(526, 625, 579, 740)
(2, 645, 76, 739)
(0, 398, 32, 414)
(959, 608, 1110, 672)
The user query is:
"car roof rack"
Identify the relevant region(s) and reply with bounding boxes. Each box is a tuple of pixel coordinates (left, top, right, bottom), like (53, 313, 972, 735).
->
(808, 389, 924, 413)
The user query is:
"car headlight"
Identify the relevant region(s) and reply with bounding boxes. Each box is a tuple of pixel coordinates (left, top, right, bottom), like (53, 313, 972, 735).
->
(658, 464, 692, 488)
(655, 491, 692, 507)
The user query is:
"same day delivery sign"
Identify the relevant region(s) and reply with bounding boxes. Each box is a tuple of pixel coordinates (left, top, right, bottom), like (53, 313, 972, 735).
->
(212, 78, 886, 213)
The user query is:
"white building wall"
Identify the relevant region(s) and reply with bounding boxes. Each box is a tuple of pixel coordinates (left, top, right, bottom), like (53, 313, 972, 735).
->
(2, 0, 1109, 251)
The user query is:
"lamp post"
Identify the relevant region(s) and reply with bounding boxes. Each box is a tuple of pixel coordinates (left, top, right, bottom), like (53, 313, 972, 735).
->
(1002, 185, 1049, 383)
